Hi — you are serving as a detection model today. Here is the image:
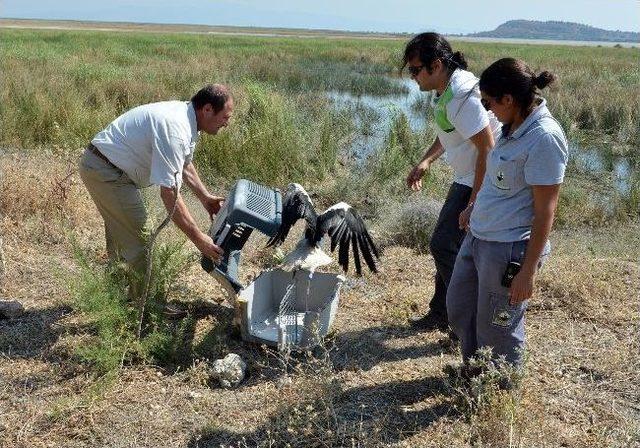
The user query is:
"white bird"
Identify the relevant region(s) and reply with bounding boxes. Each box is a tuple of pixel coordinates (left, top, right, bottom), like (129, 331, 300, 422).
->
(267, 183, 380, 275)
(279, 239, 333, 271)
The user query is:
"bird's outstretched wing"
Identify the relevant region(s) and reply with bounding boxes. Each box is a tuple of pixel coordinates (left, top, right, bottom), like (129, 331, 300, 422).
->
(315, 202, 380, 275)
(267, 183, 318, 247)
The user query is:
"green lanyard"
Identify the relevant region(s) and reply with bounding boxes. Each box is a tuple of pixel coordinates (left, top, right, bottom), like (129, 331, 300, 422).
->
(433, 85, 455, 133)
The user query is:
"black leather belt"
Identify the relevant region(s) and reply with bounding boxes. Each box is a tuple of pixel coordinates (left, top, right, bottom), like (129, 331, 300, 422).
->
(87, 143, 118, 169)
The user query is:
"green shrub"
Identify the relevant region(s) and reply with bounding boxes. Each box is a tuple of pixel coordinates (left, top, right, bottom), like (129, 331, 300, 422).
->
(71, 241, 194, 374)
(195, 82, 349, 187)
(447, 347, 526, 447)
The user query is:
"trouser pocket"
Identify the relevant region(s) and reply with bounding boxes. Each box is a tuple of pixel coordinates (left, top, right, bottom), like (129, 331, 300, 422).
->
(490, 293, 525, 329)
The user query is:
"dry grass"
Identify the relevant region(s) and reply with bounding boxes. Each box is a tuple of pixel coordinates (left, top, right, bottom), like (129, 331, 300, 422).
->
(374, 195, 444, 252)
(0, 18, 410, 39)
(0, 151, 93, 243)
(1, 152, 639, 447)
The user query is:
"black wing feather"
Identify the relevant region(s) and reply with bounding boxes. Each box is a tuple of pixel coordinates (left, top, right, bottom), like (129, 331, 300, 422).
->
(357, 232, 378, 273)
(338, 228, 351, 273)
(315, 208, 343, 245)
(352, 209, 380, 261)
(363, 227, 380, 259)
(351, 232, 362, 275)
(266, 185, 317, 247)
(329, 219, 348, 252)
(316, 204, 380, 274)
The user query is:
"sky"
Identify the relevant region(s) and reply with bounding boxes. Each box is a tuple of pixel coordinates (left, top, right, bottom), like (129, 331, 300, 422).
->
(2, 0, 639, 34)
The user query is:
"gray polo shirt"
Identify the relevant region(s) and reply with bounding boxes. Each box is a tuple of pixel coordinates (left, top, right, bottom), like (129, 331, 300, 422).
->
(470, 98, 568, 242)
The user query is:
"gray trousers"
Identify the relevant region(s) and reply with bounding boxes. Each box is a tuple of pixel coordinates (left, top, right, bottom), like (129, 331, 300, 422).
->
(446, 233, 550, 366)
(428, 182, 472, 318)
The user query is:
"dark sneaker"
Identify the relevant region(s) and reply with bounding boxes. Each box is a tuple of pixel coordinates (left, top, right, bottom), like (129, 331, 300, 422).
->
(447, 329, 459, 343)
(409, 310, 449, 332)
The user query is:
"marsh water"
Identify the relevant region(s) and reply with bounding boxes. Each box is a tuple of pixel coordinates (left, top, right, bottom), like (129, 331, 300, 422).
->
(326, 76, 635, 196)
(326, 77, 428, 159)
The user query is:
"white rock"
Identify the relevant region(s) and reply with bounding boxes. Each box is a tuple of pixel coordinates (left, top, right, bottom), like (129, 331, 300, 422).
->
(0, 300, 24, 319)
(277, 375, 292, 389)
(211, 353, 246, 388)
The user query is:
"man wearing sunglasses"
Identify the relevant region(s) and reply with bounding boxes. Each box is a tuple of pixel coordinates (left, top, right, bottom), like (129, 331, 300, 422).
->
(404, 33, 501, 335)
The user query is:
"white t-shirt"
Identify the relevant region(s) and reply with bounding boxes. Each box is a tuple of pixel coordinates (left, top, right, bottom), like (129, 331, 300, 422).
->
(433, 69, 501, 187)
(92, 101, 199, 188)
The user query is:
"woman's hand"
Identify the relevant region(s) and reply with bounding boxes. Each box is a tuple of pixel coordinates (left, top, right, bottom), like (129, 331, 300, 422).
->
(509, 266, 535, 305)
(458, 203, 474, 230)
(407, 161, 430, 191)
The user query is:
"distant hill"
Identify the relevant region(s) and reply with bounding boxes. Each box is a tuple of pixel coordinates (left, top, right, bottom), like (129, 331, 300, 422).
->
(469, 20, 640, 43)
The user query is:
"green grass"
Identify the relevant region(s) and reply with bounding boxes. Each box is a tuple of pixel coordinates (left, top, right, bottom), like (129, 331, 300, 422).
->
(71, 240, 195, 374)
(195, 82, 354, 186)
(0, 29, 403, 151)
(2, 28, 638, 151)
(1, 28, 637, 222)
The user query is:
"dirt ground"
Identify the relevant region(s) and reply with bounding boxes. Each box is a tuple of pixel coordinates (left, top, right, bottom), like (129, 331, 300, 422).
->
(1, 153, 638, 447)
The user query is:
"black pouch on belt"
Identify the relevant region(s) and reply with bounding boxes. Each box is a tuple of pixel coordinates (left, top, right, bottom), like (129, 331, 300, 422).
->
(501, 261, 521, 288)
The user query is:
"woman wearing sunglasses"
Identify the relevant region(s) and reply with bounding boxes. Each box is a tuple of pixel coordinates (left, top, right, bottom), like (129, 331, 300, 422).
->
(404, 33, 500, 334)
(446, 58, 568, 370)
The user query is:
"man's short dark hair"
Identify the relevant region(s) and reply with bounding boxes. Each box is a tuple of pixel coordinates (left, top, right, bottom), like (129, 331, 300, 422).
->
(191, 84, 230, 113)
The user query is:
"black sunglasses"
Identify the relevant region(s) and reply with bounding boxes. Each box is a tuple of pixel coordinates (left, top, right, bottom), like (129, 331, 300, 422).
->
(407, 65, 424, 77)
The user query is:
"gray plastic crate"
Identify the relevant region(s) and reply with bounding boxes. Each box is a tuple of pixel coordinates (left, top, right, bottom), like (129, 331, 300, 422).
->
(236, 268, 345, 351)
(201, 179, 282, 293)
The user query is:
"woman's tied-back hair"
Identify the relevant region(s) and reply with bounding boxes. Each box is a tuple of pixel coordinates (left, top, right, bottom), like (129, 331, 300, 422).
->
(191, 84, 231, 113)
(479, 58, 556, 114)
(403, 32, 468, 73)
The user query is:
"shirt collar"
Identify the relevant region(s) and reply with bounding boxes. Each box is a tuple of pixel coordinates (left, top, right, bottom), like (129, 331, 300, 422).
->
(187, 102, 200, 144)
(502, 97, 548, 140)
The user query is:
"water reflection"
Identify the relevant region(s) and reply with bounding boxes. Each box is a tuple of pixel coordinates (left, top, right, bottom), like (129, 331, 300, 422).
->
(326, 76, 432, 159)
(569, 144, 633, 194)
(327, 75, 635, 197)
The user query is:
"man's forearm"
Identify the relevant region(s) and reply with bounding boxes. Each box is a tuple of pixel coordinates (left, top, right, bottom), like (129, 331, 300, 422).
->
(182, 162, 210, 203)
(421, 137, 444, 165)
(160, 187, 205, 244)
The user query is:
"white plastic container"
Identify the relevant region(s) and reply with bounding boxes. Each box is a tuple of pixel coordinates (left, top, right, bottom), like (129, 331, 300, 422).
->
(236, 268, 344, 350)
